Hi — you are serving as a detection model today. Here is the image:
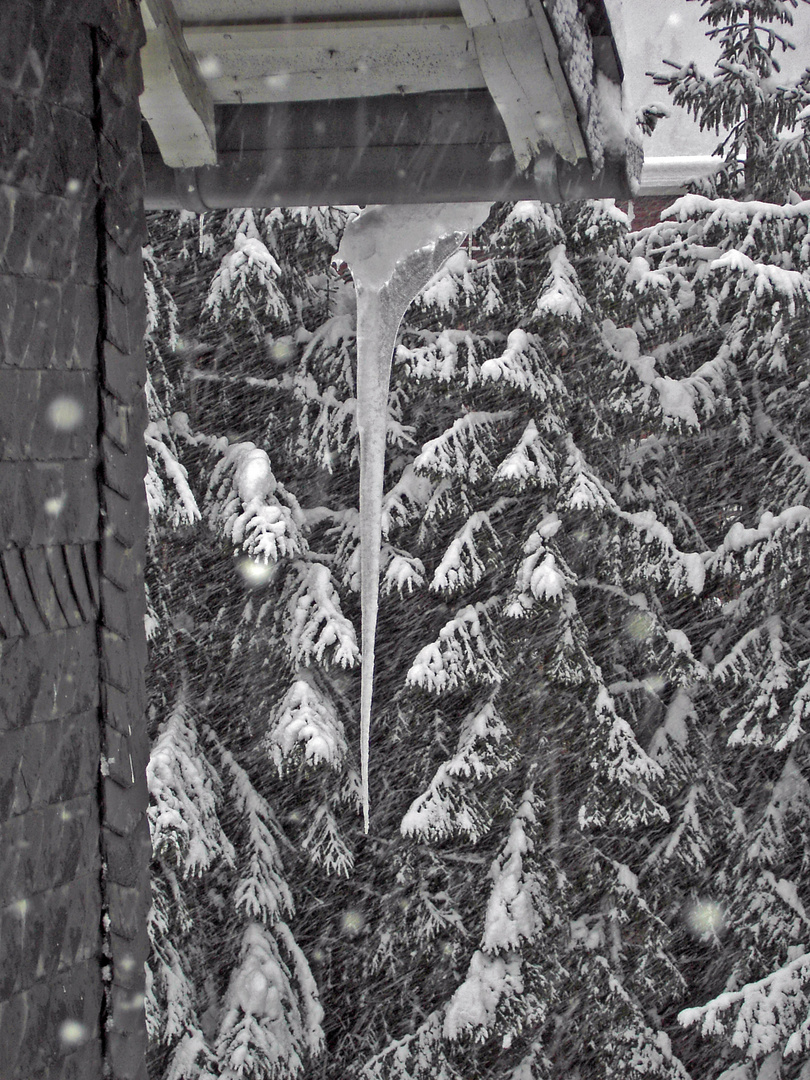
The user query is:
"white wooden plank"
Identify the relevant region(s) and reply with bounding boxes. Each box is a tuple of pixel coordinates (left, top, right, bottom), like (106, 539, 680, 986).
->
(498, 16, 584, 163)
(139, 0, 217, 167)
(471, 18, 543, 171)
(458, 0, 531, 27)
(175, 0, 460, 20)
(184, 19, 485, 103)
(526, 0, 586, 159)
(459, 0, 587, 168)
(459, 0, 498, 26)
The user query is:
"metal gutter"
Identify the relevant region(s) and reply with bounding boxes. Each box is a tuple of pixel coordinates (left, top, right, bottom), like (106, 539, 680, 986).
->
(142, 92, 633, 210)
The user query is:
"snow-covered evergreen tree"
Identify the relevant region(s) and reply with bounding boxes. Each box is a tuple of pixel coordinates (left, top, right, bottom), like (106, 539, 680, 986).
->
(141, 5, 810, 1069)
(141, 183, 717, 1080)
(142, 208, 347, 1080)
(629, 2, 810, 1076)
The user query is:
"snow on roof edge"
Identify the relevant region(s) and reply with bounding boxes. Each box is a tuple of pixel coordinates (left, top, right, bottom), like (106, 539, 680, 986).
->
(637, 156, 719, 196)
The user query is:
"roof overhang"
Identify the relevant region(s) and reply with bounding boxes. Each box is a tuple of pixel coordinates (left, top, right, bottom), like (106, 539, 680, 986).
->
(139, 0, 639, 210)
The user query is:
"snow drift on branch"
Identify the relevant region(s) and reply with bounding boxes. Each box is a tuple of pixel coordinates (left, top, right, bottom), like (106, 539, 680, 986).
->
(214, 735, 293, 925)
(406, 599, 504, 693)
(443, 794, 539, 1040)
(480, 329, 562, 401)
(602, 319, 714, 430)
(414, 411, 512, 483)
(284, 561, 360, 669)
(147, 687, 234, 876)
(401, 696, 514, 843)
(579, 688, 669, 830)
(144, 418, 201, 527)
(533, 245, 587, 322)
(430, 507, 504, 594)
(206, 442, 306, 565)
(481, 793, 541, 954)
(443, 950, 523, 1041)
(215, 921, 323, 1079)
(505, 512, 576, 617)
(265, 672, 347, 773)
(205, 219, 290, 334)
(493, 421, 556, 491)
(679, 951, 810, 1063)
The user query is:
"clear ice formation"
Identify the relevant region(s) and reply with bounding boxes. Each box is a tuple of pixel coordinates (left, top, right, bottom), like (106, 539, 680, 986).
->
(336, 203, 492, 831)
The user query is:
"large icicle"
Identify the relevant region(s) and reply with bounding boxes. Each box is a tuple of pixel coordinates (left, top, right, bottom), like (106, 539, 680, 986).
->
(336, 203, 491, 832)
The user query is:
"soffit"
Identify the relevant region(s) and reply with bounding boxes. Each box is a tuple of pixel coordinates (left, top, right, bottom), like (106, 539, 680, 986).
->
(139, 0, 634, 208)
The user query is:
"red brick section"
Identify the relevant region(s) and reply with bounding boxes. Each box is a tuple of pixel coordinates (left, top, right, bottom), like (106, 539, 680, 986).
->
(617, 196, 678, 230)
(0, 2, 150, 1079)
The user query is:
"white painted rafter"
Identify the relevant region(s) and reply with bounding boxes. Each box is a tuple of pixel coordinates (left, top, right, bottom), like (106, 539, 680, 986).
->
(139, 0, 217, 167)
(458, 0, 586, 169)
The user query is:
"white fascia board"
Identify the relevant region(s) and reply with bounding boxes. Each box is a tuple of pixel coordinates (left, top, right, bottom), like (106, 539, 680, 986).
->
(459, 0, 587, 169)
(139, 0, 217, 168)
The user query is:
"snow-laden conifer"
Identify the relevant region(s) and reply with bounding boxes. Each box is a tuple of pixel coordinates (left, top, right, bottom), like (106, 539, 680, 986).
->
(634, 3, 810, 1076)
(145, 186, 711, 1080)
(139, 33, 810, 1066)
(142, 207, 349, 1080)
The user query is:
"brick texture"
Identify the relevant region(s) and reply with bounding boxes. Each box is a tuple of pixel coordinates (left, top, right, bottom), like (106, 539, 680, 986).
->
(618, 195, 676, 230)
(92, 6, 151, 1080)
(0, 2, 150, 1079)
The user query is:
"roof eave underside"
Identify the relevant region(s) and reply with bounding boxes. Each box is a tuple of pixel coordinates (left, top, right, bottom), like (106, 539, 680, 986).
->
(139, 0, 636, 209)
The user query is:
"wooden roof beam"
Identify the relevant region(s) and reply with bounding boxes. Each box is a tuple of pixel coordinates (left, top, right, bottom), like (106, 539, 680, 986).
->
(139, 0, 217, 167)
(182, 18, 486, 104)
(458, 0, 586, 170)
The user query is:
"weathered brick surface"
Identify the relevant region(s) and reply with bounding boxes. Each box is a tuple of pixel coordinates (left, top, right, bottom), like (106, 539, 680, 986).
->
(0, 0, 152, 1076)
(0, 92, 98, 197)
(0, 570, 24, 636)
(0, 275, 100, 370)
(100, 627, 133, 691)
(102, 429, 143, 495)
(104, 776, 151, 843)
(0, 873, 102, 999)
(0, 957, 104, 1077)
(101, 680, 137, 738)
(0, 795, 100, 906)
(31, 1039, 105, 1080)
(1, 547, 48, 634)
(0, 369, 98, 460)
(108, 921, 150, 991)
(100, 574, 133, 638)
(0, 626, 99, 729)
(102, 485, 139, 547)
(0, 709, 100, 818)
(0, 189, 93, 281)
(106, 880, 149, 944)
(101, 392, 136, 451)
(0, 462, 100, 549)
(21, 547, 70, 629)
(64, 543, 100, 622)
(93, 5, 151, 1080)
(101, 533, 141, 593)
(43, 544, 88, 628)
(103, 291, 149, 372)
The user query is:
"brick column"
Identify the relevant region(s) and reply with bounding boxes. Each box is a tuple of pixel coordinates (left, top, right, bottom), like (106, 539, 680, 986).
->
(0, 2, 151, 1078)
(93, 4, 152, 1077)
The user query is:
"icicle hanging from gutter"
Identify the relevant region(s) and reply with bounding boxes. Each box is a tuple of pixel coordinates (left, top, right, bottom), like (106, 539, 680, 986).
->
(335, 203, 492, 832)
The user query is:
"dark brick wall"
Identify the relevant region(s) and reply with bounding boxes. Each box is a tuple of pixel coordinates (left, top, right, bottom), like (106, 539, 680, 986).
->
(94, 6, 152, 1077)
(0, 2, 150, 1079)
(618, 196, 677, 230)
